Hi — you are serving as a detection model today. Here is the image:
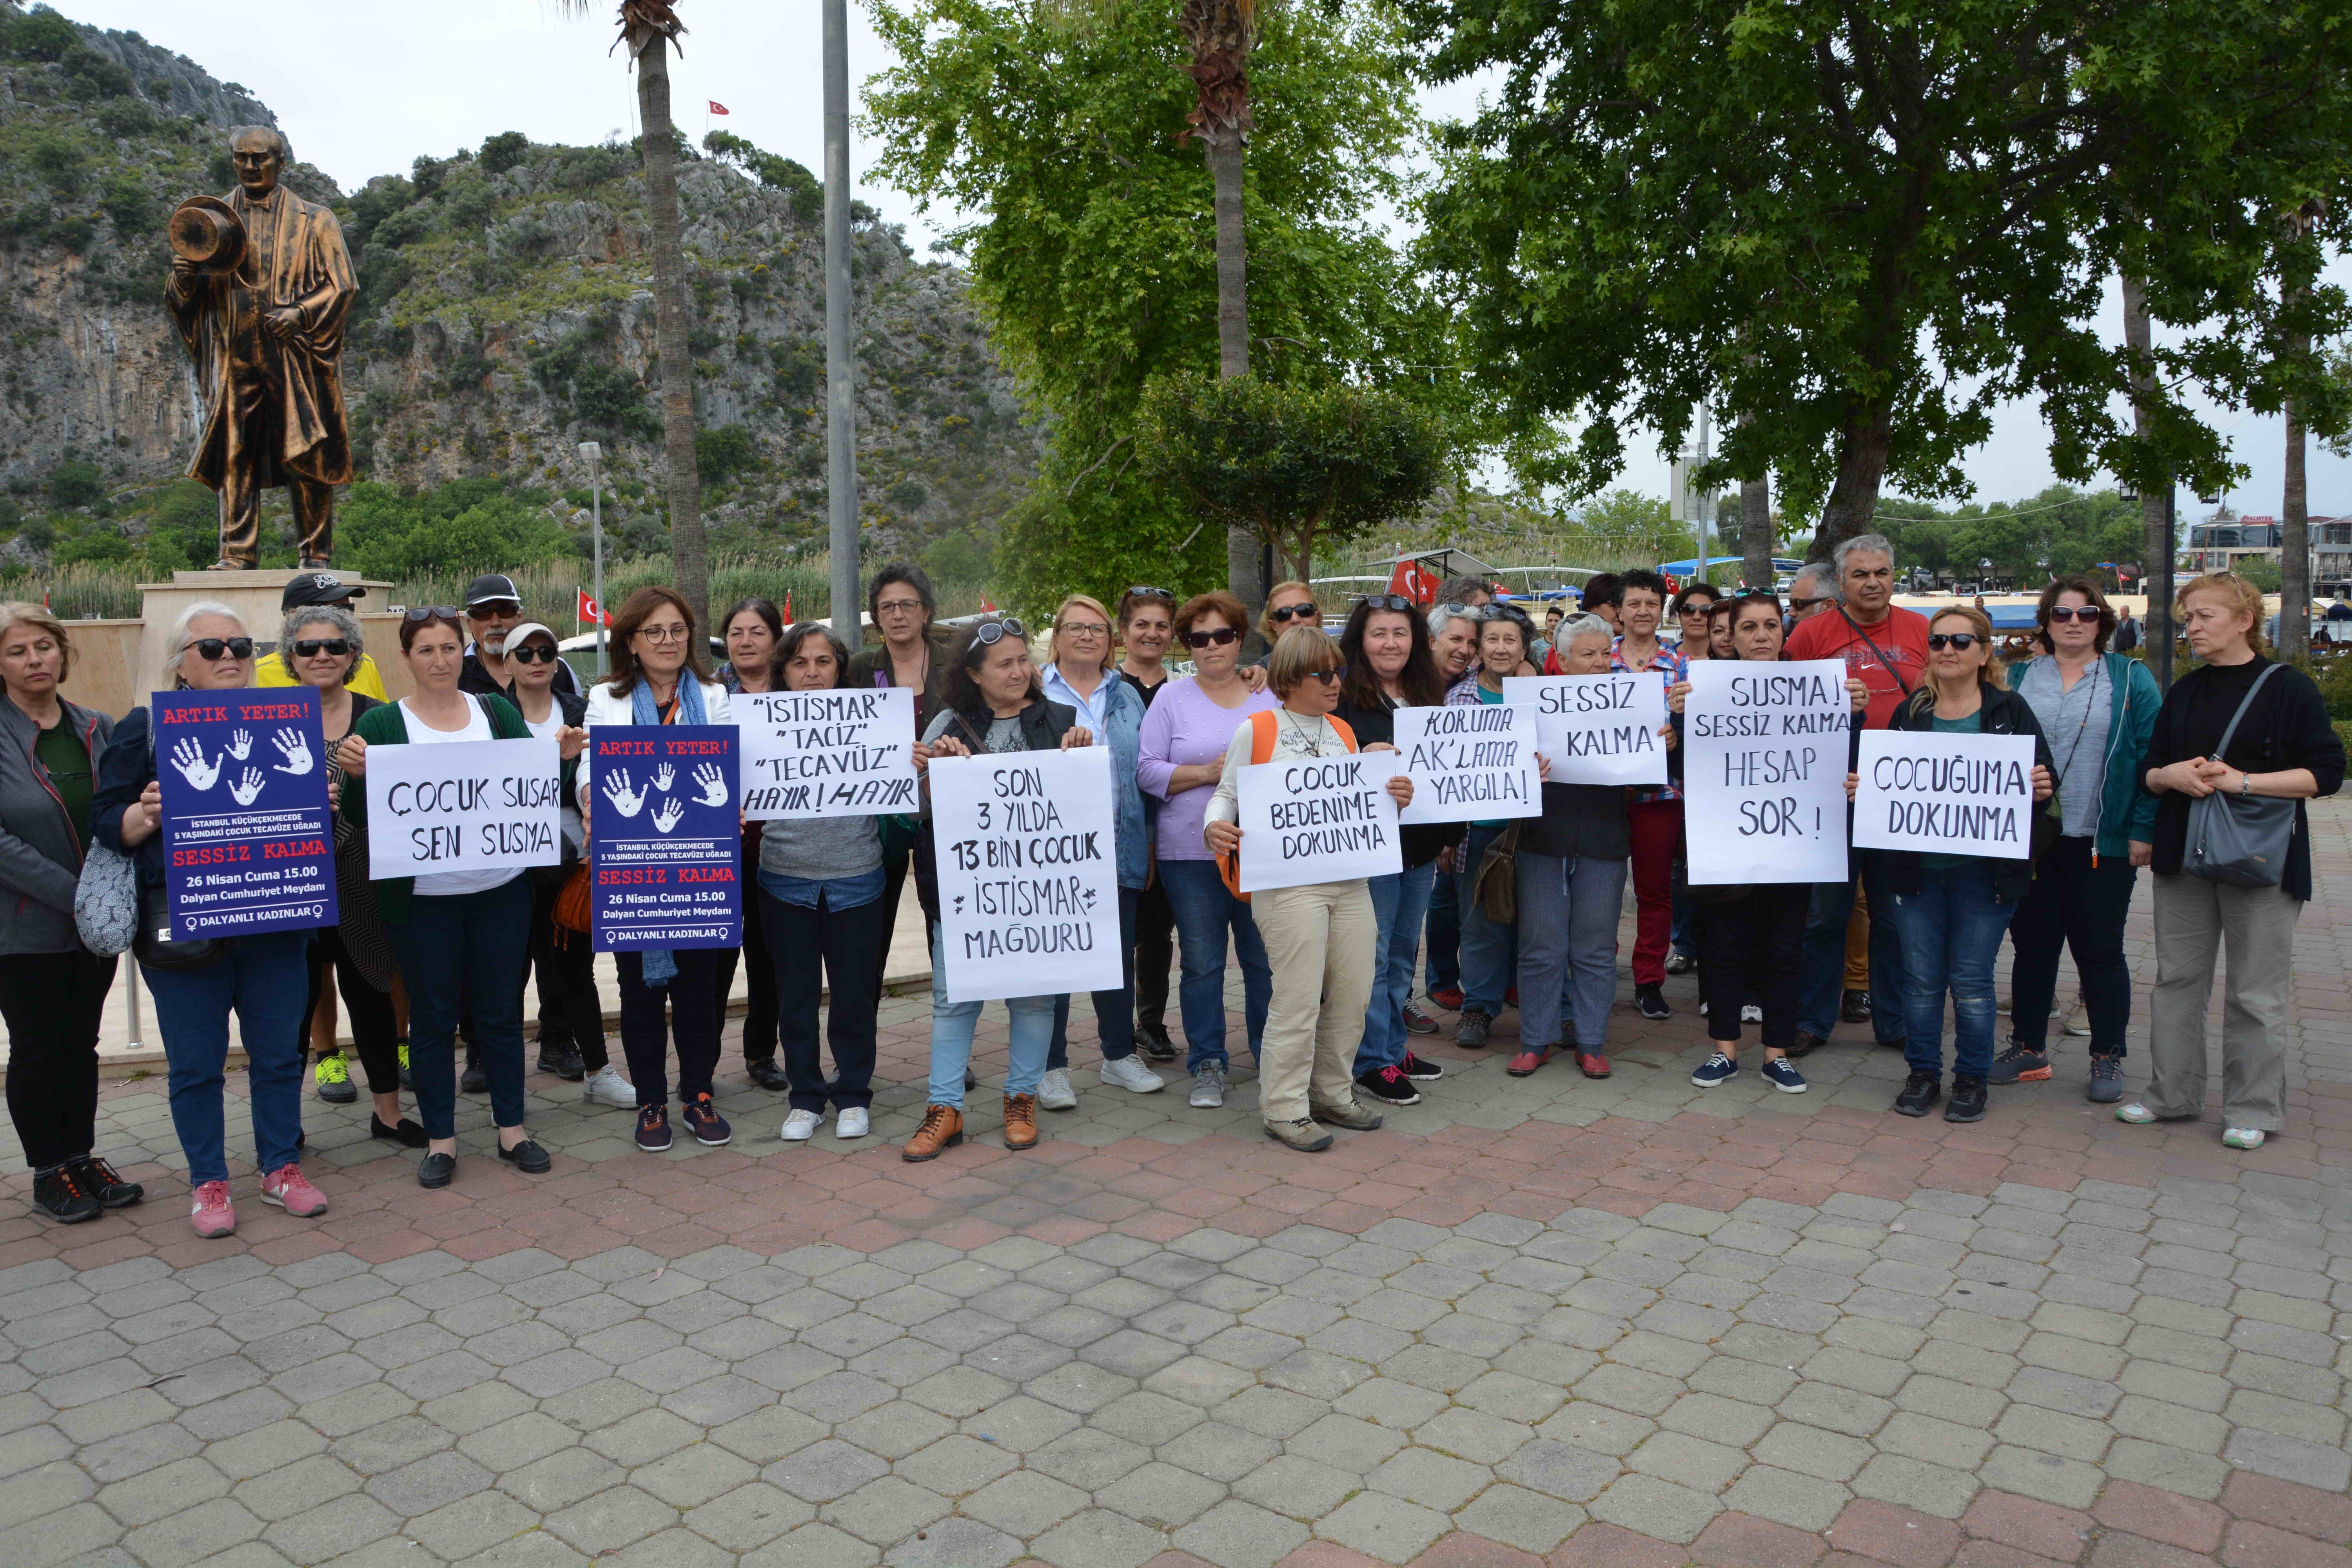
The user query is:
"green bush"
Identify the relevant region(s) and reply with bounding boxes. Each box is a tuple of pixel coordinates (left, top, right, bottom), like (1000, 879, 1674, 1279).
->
(479, 130, 530, 175)
(695, 425, 757, 485)
(4, 7, 80, 62)
(47, 460, 102, 508)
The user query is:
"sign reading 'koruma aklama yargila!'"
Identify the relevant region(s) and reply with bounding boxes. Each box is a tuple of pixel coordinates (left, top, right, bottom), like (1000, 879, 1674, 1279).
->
(1235, 751, 1404, 892)
(1503, 672, 1669, 786)
(736, 687, 918, 820)
(929, 745, 1124, 1004)
(1683, 659, 1852, 885)
(1853, 730, 2038, 860)
(1393, 704, 1541, 826)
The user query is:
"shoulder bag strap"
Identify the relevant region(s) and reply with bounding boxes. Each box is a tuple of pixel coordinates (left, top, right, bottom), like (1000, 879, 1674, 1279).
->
(1839, 609, 1915, 697)
(2209, 662, 2283, 760)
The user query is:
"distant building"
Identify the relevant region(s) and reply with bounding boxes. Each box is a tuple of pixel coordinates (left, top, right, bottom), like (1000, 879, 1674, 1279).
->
(2179, 515, 2351, 591)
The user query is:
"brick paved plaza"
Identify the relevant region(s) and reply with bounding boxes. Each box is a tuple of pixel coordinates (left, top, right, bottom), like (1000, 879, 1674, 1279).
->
(3, 808, 2349, 1567)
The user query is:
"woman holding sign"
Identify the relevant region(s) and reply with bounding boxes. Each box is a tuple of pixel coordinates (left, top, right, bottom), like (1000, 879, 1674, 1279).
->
(2122, 573, 2342, 1151)
(341, 609, 575, 1185)
(905, 616, 1094, 1160)
(1848, 606, 2056, 1125)
(93, 604, 323, 1236)
(1443, 605, 1535, 1049)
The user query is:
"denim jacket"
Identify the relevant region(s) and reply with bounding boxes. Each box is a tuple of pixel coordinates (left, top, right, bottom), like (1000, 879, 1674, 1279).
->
(1096, 674, 1148, 891)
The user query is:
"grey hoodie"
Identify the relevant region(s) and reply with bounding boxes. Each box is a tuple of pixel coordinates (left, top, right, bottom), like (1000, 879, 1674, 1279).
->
(0, 695, 114, 955)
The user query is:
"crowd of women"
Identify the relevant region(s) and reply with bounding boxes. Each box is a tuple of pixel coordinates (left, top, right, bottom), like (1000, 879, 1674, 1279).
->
(0, 553, 2336, 1234)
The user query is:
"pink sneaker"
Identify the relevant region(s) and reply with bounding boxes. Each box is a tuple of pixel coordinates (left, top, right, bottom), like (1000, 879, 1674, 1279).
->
(259, 1164, 327, 1217)
(191, 1180, 235, 1238)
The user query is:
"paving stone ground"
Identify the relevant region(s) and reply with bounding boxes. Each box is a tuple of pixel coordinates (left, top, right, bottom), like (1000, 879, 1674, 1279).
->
(4, 802, 2350, 1567)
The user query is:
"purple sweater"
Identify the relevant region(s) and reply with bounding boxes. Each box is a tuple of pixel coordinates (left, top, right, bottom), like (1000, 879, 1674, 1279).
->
(1137, 676, 1278, 860)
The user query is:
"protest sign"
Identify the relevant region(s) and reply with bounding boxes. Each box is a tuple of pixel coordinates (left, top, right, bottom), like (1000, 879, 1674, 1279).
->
(154, 687, 338, 940)
(365, 735, 561, 879)
(1392, 704, 1541, 825)
(1853, 730, 2039, 860)
(1682, 659, 1851, 885)
(736, 686, 918, 820)
(1235, 750, 1403, 893)
(1503, 672, 1669, 786)
(589, 726, 742, 951)
(929, 745, 1123, 1004)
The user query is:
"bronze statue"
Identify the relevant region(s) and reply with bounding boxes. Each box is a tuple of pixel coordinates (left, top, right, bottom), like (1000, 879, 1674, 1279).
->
(166, 125, 356, 569)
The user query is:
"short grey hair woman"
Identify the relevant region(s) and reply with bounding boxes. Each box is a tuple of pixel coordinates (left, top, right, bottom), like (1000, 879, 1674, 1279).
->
(276, 603, 365, 685)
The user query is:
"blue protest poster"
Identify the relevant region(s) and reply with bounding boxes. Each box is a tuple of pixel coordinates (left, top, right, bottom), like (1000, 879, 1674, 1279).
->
(154, 686, 339, 940)
(588, 725, 741, 952)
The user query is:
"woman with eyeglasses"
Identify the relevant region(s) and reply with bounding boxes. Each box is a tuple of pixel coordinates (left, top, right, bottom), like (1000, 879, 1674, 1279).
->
(1138, 591, 1280, 1109)
(715, 597, 788, 1092)
(279, 604, 419, 1145)
(1987, 577, 2157, 1104)
(575, 587, 736, 1152)
(1115, 587, 1181, 1063)
(92, 604, 326, 1236)
(341, 608, 578, 1187)
(904, 616, 1096, 1159)
(1844, 605, 2056, 1125)
(1443, 604, 1534, 1049)
(847, 564, 951, 1007)
(1333, 596, 1456, 1106)
(1040, 594, 1163, 1105)
(1203, 627, 1413, 1151)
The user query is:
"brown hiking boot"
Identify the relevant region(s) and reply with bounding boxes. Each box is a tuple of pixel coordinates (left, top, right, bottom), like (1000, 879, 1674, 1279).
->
(1265, 1117, 1334, 1152)
(902, 1104, 964, 1162)
(1310, 1098, 1383, 1131)
(1002, 1093, 1040, 1151)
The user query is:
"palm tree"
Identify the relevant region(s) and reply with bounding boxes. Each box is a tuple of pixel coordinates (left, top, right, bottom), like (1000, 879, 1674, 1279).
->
(557, 0, 708, 626)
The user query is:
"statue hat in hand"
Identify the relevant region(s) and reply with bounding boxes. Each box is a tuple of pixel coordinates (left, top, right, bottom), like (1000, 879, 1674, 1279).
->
(167, 195, 245, 275)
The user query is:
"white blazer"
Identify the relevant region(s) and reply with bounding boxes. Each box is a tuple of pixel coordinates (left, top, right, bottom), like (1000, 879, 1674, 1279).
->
(577, 677, 734, 803)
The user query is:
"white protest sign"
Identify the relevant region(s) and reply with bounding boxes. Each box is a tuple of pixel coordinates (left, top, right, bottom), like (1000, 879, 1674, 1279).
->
(1235, 751, 1403, 893)
(1393, 704, 1541, 825)
(1853, 730, 2039, 860)
(1683, 659, 1851, 885)
(1502, 672, 1668, 786)
(736, 687, 918, 820)
(929, 745, 1124, 1004)
(365, 737, 563, 877)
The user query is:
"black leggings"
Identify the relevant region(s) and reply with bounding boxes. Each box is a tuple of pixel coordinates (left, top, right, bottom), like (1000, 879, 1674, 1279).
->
(1134, 875, 1175, 1033)
(527, 873, 608, 1072)
(1694, 885, 1808, 1053)
(0, 950, 116, 1171)
(618, 948, 723, 1107)
(305, 927, 401, 1093)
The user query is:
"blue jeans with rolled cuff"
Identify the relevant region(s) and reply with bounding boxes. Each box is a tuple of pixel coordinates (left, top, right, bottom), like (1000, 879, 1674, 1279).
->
(1157, 859, 1270, 1074)
(927, 930, 1055, 1107)
(143, 932, 310, 1186)
(1887, 860, 2011, 1082)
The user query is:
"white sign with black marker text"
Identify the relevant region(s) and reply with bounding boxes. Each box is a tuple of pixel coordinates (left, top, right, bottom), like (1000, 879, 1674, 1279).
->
(1502, 672, 1669, 786)
(736, 687, 918, 820)
(365, 737, 563, 877)
(1682, 659, 1851, 885)
(1853, 730, 2038, 860)
(1392, 704, 1541, 825)
(1235, 751, 1404, 893)
(929, 745, 1125, 1004)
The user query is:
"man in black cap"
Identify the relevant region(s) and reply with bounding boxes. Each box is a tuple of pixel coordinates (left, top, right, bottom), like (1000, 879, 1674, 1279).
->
(254, 572, 388, 698)
(457, 572, 580, 700)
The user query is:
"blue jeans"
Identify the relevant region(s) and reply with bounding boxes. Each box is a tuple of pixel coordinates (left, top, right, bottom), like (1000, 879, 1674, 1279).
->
(1049, 887, 1142, 1070)
(1886, 860, 2009, 1081)
(143, 932, 310, 1187)
(1424, 853, 1461, 995)
(927, 930, 1054, 1106)
(1456, 823, 1518, 1016)
(1516, 853, 1626, 1051)
(1797, 848, 1908, 1040)
(1159, 859, 1270, 1073)
(1354, 860, 1437, 1075)
(387, 877, 534, 1138)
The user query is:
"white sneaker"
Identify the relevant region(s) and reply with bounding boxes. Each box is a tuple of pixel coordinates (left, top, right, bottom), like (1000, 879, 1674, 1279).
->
(835, 1107, 869, 1139)
(2221, 1127, 2266, 1150)
(2114, 1102, 2158, 1124)
(1037, 1068, 1078, 1111)
(582, 1064, 635, 1108)
(1100, 1056, 1165, 1094)
(780, 1109, 821, 1142)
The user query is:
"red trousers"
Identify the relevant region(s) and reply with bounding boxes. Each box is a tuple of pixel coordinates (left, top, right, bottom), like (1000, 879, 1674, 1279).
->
(1626, 799, 1681, 988)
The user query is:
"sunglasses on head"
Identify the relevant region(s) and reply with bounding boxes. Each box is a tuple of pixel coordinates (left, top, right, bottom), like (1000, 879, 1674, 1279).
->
(1183, 627, 1239, 649)
(1268, 602, 1319, 624)
(1363, 593, 1417, 613)
(403, 606, 460, 623)
(2045, 606, 2100, 623)
(290, 639, 350, 659)
(508, 644, 560, 664)
(1927, 632, 1983, 651)
(971, 615, 1027, 647)
(185, 637, 254, 662)
(1126, 585, 1174, 602)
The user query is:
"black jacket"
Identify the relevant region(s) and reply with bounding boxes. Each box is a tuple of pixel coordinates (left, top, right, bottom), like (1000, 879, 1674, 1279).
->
(461, 650, 580, 701)
(1516, 782, 1631, 862)
(1870, 682, 2058, 905)
(2141, 655, 2343, 900)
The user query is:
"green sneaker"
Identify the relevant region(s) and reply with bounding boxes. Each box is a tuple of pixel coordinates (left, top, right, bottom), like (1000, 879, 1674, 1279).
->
(397, 1043, 412, 1091)
(313, 1053, 356, 1104)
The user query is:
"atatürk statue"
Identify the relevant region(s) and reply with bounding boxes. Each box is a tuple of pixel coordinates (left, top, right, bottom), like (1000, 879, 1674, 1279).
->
(166, 125, 356, 569)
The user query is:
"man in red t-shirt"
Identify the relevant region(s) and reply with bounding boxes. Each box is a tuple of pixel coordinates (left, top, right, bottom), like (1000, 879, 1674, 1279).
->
(1786, 536, 1928, 1054)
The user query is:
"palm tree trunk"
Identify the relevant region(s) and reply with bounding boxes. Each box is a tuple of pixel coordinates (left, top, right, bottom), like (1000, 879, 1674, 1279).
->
(2121, 271, 2172, 686)
(1740, 473, 1772, 592)
(1203, 126, 1260, 618)
(632, 33, 709, 628)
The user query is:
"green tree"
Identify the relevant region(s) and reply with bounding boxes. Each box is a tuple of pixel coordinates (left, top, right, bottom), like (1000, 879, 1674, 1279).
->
(702, 130, 823, 216)
(46, 461, 101, 508)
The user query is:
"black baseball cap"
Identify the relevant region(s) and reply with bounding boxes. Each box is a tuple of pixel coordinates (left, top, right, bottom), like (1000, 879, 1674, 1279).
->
(464, 573, 522, 610)
(281, 572, 365, 610)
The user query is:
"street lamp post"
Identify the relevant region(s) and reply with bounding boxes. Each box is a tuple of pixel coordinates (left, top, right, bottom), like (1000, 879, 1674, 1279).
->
(579, 441, 606, 677)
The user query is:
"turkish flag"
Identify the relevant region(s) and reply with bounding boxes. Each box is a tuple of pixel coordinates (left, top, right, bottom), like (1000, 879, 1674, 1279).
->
(577, 588, 612, 628)
(708, 100, 730, 115)
(1386, 559, 1438, 604)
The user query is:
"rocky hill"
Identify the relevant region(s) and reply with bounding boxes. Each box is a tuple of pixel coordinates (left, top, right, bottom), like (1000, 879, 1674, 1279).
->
(0, 1, 1040, 565)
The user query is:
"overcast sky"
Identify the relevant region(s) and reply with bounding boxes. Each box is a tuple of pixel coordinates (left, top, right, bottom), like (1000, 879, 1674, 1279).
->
(66, 0, 2352, 524)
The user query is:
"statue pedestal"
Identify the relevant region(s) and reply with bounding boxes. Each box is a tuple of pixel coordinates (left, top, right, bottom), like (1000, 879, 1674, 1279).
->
(136, 569, 408, 702)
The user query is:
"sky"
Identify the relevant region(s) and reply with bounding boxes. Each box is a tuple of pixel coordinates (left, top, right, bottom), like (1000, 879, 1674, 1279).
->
(62, 0, 2352, 527)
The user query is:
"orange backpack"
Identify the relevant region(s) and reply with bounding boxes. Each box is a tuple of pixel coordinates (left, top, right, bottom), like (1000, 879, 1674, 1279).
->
(1215, 710, 1359, 900)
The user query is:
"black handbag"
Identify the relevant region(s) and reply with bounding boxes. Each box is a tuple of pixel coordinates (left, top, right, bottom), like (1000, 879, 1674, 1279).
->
(133, 878, 225, 971)
(2182, 664, 2297, 888)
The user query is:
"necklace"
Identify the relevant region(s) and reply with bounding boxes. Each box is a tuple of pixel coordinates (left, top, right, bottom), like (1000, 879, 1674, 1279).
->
(1282, 710, 1326, 757)
(2051, 659, 2105, 795)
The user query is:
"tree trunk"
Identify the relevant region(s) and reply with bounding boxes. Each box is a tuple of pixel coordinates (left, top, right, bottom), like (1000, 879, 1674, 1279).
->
(1808, 412, 1892, 563)
(2281, 330, 2311, 661)
(2120, 272, 2173, 688)
(1740, 475, 1771, 591)
(633, 35, 709, 629)
(1202, 127, 1261, 619)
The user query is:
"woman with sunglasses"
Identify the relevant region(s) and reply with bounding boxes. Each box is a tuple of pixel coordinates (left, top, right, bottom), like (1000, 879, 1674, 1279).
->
(1203, 626, 1413, 1151)
(1261, 581, 1322, 651)
(342, 608, 577, 1186)
(1671, 583, 1721, 659)
(1987, 577, 2157, 1103)
(280, 604, 418, 1145)
(1845, 605, 2055, 1125)
(92, 604, 327, 1236)
(904, 615, 1096, 1158)
(716, 598, 788, 1091)
(1443, 604, 1534, 1049)
(1115, 587, 1181, 1062)
(1138, 591, 1280, 1108)
(1040, 595, 1163, 1104)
